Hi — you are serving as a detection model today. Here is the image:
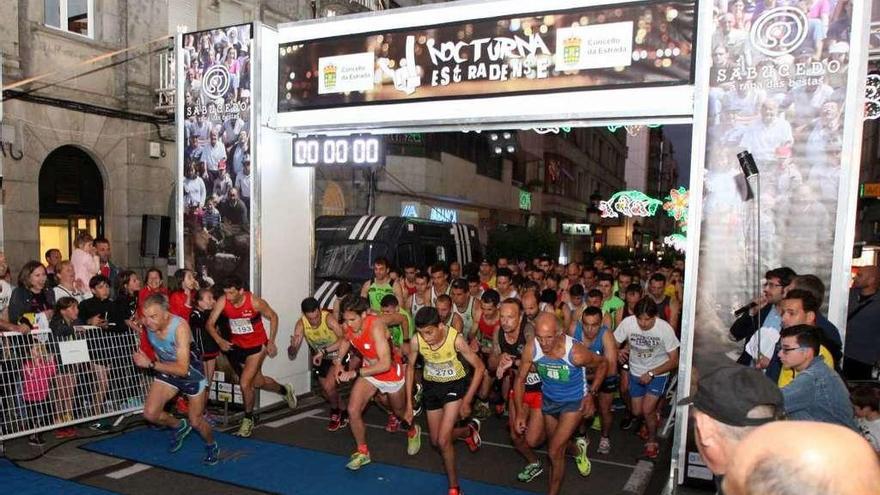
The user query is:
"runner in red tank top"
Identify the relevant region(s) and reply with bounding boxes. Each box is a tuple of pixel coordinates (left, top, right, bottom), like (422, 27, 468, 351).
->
(472, 289, 501, 420)
(206, 276, 297, 438)
(333, 295, 421, 471)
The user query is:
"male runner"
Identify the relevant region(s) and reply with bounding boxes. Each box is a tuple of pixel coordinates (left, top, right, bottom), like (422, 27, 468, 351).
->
(571, 306, 619, 454)
(478, 259, 496, 290)
(334, 295, 421, 470)
(394, 262, 419, 307)
(597, 273, 625, 329)
(450, 278, 477, 339)
(473, 289, 501, 418)
(436, 294, 464, 333)
(562, 284, 587, 332)
(404, 307, 484, 495)
(207, 276, 296, 437)
(492, 298, 545, 483)
(133, 294, 219, 465)
(614, 299, 679, 458)
(361, 257, 396, 312)
(290, 297, 347, 431)
(430, 263, 452, 306)
(496, 268, 519, 300)
(516, 313, 608, 495)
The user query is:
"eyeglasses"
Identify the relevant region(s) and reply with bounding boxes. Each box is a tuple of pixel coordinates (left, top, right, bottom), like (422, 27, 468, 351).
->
(763, 282, 783, 288)
(780, 346, 807, 354)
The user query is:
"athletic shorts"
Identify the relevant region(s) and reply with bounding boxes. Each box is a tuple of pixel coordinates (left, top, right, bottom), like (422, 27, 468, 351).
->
(364, 375, 405, 394)
(155, 373, 206, 397)
(542, 397, 583, 417)
(507, 389, 543, 410)
(313, 352, 349, 378)
(628, 372, 669, 398)
(599, 375, 619, 394)
(226, 345, 264, 376)
(423, 378, 469, 411)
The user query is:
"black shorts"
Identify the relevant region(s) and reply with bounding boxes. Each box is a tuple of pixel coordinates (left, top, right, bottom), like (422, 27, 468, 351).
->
(313, 352, 350, 378)
(423, 378, 469, 411)
(226, 345, 264, 376)
(600, 375, 619, 394)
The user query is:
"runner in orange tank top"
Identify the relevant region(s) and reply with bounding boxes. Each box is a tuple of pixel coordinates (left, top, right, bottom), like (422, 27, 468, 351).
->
(206, 276, 297, 438)
(333, 295, 421, 471)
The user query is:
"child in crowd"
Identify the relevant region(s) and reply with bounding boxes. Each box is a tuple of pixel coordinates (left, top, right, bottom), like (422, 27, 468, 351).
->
(49, 296, 82, 439)
(22, 342, 57, 446)
(852, 385, 880, 455)
(203, 195, 222, 232)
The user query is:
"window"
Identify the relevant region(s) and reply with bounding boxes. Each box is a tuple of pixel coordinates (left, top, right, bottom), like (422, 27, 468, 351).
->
(45, 0, 93, 38)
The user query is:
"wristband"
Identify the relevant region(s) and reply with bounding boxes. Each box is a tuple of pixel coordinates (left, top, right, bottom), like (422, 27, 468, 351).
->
(648, 371, 656, 378)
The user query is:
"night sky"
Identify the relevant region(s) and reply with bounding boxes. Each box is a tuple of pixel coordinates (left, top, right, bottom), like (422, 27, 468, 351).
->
(664, 124, 693, 187)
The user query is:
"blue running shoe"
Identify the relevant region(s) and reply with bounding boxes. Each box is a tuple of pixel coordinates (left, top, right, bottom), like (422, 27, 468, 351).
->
(169, 419, 192, 453)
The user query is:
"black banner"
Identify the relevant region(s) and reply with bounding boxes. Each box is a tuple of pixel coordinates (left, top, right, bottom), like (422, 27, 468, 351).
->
(278, 1, 695, 111)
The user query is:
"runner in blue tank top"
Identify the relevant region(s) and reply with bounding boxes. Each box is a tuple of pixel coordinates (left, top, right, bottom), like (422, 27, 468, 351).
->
(133, 293, 219, 465)
(571, 306, 619, 455)
(515, 313, 608, 495)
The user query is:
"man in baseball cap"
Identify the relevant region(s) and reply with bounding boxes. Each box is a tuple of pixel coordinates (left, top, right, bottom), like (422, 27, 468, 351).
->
(678, 353, 783, 494)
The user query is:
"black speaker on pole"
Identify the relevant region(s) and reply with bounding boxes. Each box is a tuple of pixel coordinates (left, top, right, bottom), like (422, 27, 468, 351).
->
(140, 215, 171, 258)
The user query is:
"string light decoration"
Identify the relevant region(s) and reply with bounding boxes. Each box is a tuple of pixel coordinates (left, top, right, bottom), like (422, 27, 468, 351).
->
(866, 74, 880, 121)
(599, 190, 664, 218)
(606, 123, 662, 134)
(664, 233, 687, 252)
(532, 127, 572, 134)
(663, 186, 689, 232)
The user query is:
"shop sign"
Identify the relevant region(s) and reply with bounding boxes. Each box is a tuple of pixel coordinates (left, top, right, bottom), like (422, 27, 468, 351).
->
(519, 190, 532, 211)
(562, 223, 592, 235)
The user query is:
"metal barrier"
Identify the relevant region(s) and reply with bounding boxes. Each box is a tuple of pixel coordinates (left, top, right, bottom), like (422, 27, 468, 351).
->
(0, 326, 150, 443)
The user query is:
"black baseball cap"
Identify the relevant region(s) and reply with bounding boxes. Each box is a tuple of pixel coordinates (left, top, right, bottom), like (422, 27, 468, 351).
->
(678, 353, 783, 427)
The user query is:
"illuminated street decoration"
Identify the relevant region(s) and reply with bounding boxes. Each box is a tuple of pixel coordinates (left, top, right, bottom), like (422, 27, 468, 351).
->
(663, 187, 689, 231)
(606, 123, 662, 134)
(533, 127, 572, 134)
(664, 233, 686, 252)
(599, 190, 663, 218)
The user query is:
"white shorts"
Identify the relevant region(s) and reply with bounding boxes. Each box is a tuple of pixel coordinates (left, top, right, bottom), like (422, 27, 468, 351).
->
(364, 375, 405, 394)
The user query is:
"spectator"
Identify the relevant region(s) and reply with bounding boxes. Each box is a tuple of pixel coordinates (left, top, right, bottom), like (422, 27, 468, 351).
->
(138, 267, 169, 314)
(722, 421, 880, 495)
(183, 163, 207, 209)
(201, 130, 227, 179)
(203, 195, 222, 231)
(235, 159, 252, 211)
(678, 353, 782, 491)
(790, 274, 842, 366)
(53, 260, 89, 303)
(44, 248, 62, 288)
(70, 231, 99, 294)
(0, 252, 18, 332)
(94, 237, 121, 297)
(9, 261, 55, 330)
(212, 163, 233, 199)
(729, 267, 796, 366)
(22, 342, 56, 446)
(219, 187, 248, 227)
(778, 324, 857, 429)
(230, 131, 249, 179)
(844, 265, 880, 380)
(114, 270, 141, 331)
(851, 385, 880, 455)
(49, 296, 80, 439)
(738, 100, 793, 162)
(772, 289, 835, 387)
(169, 268, 199, 322)
(78, 275, 115, 328)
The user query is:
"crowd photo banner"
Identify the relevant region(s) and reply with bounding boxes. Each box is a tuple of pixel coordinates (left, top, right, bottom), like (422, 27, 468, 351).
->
(178, 24, 254, 288)
(695, 1, 860, 348)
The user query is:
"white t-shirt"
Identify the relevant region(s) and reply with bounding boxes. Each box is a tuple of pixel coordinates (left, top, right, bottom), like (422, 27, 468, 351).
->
(858, 417, 880, 453)
(0, 279, 12, 314)
(614, 315, 680, 377)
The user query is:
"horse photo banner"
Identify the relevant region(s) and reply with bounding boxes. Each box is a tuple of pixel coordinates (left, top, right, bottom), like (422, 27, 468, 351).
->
(178, 23, 254, 288)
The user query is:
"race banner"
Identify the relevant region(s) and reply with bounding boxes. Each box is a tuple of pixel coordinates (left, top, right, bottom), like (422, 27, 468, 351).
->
(694, 3, 856, 349)
(179, 23, 254, 288)
(278, 1, 695, 111)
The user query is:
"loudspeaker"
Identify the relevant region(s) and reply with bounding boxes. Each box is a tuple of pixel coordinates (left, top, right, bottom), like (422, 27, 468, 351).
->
(141, 215, 171, 258)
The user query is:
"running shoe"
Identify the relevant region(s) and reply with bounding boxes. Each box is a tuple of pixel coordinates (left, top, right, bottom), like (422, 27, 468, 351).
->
(236, 417, 254, 438)
(574, 437, 592, 477)
(328, 412, 343, 432)
(638, 423, 649, 441)
(346, 451, 371, 470)
(407, 424, 422, 455)
(473, 400, 491, 420)
(620, 413, 634, 430)
(591, 416, 602, 431)
(597, 436, 612, 455)
(464, 418, 482, 453)
(169, 419, 192, 453)
(89, 419, 112, 432)
(28, 433, 46, 447)
(413, 382, 424, 417)
(54, 427, 77, 439)
(284, 383, 298, 409)
(385, 413, 401, 433)
(203, 442, 220, 465)
(516, 461, 544, 483)
(643, 442, 659, 459)
(448, 488, 463, 495)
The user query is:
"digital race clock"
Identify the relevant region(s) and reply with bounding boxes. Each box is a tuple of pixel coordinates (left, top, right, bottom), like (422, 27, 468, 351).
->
(291, 135, 384, 167)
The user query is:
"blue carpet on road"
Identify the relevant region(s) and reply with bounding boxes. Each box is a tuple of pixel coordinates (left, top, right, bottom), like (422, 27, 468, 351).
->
(0, 459, 116, 494)
(82, 428, 534, 495)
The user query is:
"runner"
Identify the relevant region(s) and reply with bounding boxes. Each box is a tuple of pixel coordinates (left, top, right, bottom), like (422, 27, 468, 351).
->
(613, 298, 680, 458)
(562, 284, 587, 333)
(478, 259, 496, 290)
(409, 272, 430, 316)
(571, 306, 619, 454)
(133, 294, 219, 465)
(206, 276, 296, 437)
(361, 257, 396, 312)
(597, 273, 625, 329)
(515, 313, 608, 495)
(290, 297, 348, 431)
(334, 295, 421, 470)
(435, 294, 464, 333)
(378, 294, 418, 430)
(473, 289, 501, 419)
(394, 262, 419, 306)
(492, 298, 546, 483)
(189, 288, 220, 403)
(430, 263, 452, 306)
(495, 268, 519, 300)
(450, 278, 477, 339)
(404, 306, 484, 495)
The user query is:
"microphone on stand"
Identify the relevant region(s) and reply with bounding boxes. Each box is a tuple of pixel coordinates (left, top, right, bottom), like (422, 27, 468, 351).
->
(737, 151, 760, 200)
(733, 301, 758, 317)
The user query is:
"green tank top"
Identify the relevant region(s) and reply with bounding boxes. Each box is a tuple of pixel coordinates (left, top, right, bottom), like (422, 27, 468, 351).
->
(367, 280, 395, 311)
(388, 307, 413, 348)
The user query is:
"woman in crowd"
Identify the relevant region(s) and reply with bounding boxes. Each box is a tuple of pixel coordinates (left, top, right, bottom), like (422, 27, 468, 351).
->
(53, 260, 89, 303)
(9, 261, 55, 329)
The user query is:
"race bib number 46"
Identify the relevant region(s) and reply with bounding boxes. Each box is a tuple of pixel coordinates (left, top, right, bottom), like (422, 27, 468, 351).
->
(230, 318, 255, 335)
